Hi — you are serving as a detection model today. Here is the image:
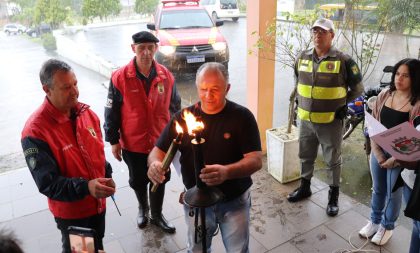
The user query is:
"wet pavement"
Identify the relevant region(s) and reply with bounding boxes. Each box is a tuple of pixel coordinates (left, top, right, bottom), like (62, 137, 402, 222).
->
(0, 17, 418, 252)
(0, 147, 412, 252)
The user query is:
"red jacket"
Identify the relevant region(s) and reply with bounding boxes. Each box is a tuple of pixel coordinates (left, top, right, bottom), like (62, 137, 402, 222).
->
(105, 59, 176, 153)
(21, 98, 106, 219)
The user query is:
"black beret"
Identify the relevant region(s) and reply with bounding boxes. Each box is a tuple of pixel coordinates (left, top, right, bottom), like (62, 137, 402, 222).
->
(132, 31, 159, 44)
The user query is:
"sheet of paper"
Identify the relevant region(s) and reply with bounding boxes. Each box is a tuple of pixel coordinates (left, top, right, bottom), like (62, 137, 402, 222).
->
(366, 111, 420, 161)
(365, 112, 387, 136)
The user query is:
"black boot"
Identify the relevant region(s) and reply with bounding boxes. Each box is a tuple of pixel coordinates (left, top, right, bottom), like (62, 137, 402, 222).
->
(326, 186, 339, 217)
(287, 178, 312, 202)
(135, 188, 149, 229)
(149, 184, 176, 234)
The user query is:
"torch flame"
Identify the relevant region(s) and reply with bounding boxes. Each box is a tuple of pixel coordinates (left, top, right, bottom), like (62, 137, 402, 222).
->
(183, 110, 204, 136)
(175, 121, 183, 134)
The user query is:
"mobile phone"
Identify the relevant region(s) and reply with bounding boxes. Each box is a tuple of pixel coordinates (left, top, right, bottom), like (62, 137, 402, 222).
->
(67, 226, 99, 253)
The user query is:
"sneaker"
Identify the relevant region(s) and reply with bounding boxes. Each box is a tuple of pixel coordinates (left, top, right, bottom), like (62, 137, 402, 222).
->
(359, 221, 379, 238)
(371, 225, 393, 245)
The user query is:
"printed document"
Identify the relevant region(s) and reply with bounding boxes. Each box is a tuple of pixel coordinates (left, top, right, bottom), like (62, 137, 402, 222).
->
(365, 112, 420, 161)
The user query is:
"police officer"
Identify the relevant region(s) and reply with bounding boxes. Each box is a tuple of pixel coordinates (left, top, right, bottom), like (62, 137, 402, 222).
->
(104, 31, 181, 233)
(287, 18, 363, 216)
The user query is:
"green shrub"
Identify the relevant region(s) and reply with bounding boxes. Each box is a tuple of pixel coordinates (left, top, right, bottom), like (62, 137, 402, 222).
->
(41, 33, 57, 51)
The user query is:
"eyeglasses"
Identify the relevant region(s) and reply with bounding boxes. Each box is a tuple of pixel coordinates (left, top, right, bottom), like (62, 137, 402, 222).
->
(311, 29, 330, 35)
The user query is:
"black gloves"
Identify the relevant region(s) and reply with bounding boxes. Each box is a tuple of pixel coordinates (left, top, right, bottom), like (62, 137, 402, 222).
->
(335, 105, 348, 120)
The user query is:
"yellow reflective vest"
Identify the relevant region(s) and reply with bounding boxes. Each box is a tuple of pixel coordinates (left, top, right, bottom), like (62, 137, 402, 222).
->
(296, 49, 349, 123)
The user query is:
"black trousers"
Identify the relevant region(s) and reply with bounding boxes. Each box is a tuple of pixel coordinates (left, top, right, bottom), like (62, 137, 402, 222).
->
(55, 211, 106, 253)
(122, 149, 170, 191)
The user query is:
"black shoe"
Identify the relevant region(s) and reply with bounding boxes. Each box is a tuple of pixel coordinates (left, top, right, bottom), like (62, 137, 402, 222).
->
(137, 210, 149, 229)
(287, 178, 312, 202)
(134, 189, 149, 229)
(150, 214, 176, 234)
(326, 186, 339, 217)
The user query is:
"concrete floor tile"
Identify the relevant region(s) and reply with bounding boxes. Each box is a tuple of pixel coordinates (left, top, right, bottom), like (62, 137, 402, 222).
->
(104, 239, 126, 253)
(104, 209, 138, 242)
(119, 230, 180, 253)
(167, 216, 188, 250)
(10, 179, 40, 201)
(0, 172, 11, 187)
(249, 234, 268, 252)
(35, 231, 63, 253)
(0, 185, 11, 205)
(284, 200, 331, 230)
(111, 168, 130, 189)
(325, 209, 371, 239)
(9, 209, 56, 242)
(107, 186, 136, 212)
(383, 225, 410, 253)
(291, 225, 349, 253)
(267, 242, 302, 253)
(12, 194, 48, 218)
(310, 187, 357, 214)
(8, 168, 33, 185)
(0, 202, 13, 222)
(310, 177, 329, 191)
(324, 209, 393, 253)
(351, 202, 372, 219)
(250, 214, 300, 250)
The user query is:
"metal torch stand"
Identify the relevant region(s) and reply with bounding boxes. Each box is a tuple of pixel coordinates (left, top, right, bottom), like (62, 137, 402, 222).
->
(184, 137, 223, 253)
(184, 186, 223, 253)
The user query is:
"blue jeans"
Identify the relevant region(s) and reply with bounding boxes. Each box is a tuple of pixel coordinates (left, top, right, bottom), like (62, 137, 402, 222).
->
(183, 189, 251, 253)
(369, 154, 402, 230)
(403, 184, 420, 253)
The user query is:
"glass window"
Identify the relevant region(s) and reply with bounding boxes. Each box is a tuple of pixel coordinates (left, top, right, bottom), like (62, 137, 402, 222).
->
(159, 9, 213, 29)
(220, 0, 237, 5)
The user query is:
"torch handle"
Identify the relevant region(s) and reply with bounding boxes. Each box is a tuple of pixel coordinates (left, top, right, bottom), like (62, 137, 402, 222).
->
(151, 140, 179, 192)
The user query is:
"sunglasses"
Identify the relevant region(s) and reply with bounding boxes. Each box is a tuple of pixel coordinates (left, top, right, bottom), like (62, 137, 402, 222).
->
(311, 29, 331, 35)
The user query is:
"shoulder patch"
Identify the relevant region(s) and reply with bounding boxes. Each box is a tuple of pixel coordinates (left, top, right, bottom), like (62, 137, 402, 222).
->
(351, 65, 360, 75)
(105, 98, 113, 108)
(28, 157, 37, 170)
(23, 147, 38, 157)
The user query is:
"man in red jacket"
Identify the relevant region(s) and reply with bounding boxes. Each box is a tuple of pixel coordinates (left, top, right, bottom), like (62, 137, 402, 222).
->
(21, 59, 116, 253)
(104, 31, 181, 233)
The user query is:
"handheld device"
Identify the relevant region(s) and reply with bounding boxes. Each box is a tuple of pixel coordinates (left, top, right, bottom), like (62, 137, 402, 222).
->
(67, 226, 98, 253)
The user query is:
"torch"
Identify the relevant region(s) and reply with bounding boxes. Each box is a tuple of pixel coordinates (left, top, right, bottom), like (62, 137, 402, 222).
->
(182, 111, 223, 253)
(151, 121, 183, 192)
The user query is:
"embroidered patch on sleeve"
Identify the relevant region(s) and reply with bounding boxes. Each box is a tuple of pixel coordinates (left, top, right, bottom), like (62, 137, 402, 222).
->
(23, 148, 38, 170)
(23, 147, 38, 157)
(28, 157, 37, 170)
(351, 65, 360, 75)
(105, 98, 113, 108)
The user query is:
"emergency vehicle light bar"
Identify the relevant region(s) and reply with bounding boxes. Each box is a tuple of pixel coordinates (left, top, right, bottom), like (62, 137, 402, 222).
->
(161, 0, 200, 7)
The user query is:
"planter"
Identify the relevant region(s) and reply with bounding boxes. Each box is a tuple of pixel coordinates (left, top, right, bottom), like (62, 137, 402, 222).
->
(266, 125, 300, 183)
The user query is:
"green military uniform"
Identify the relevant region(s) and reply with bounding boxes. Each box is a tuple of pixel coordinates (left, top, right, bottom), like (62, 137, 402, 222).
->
(295, 46, 363, 186)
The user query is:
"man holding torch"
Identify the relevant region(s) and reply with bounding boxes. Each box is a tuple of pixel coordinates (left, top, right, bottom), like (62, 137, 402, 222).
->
(148, 62, 262, 252)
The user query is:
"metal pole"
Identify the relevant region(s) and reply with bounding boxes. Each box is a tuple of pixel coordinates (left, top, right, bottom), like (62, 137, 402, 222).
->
(200, 207, 207, 253)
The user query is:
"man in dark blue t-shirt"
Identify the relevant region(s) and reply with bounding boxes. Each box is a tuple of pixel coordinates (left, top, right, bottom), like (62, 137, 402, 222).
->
(147, 62, 262, 252)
